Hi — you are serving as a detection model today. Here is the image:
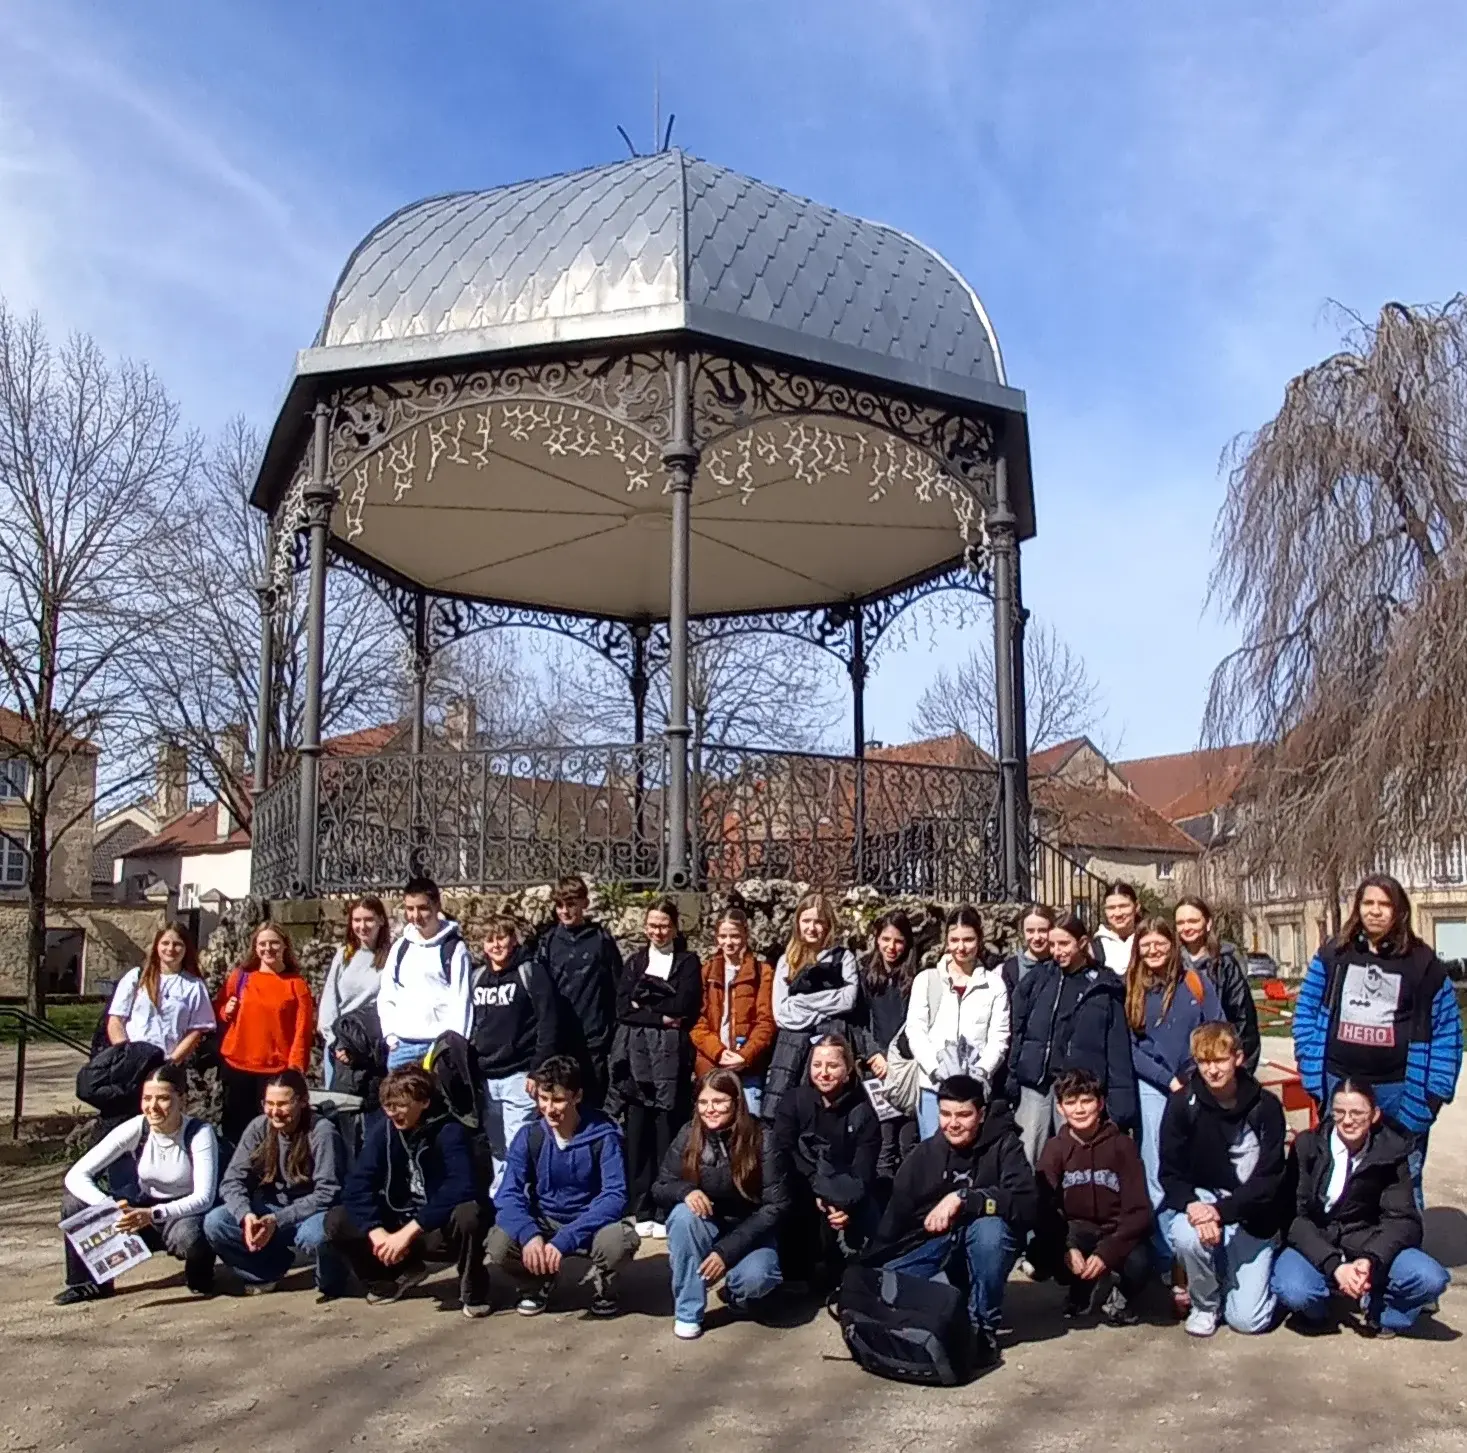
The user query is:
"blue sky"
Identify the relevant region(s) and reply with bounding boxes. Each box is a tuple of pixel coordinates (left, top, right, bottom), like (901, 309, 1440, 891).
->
(2, 0, 1464, 758)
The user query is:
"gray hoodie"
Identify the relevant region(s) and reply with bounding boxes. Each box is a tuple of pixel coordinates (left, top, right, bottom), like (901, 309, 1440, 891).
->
(219, 1113, 345, 1228)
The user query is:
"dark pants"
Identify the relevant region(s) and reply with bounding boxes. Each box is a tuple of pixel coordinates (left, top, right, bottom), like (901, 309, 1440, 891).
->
(623, 1101, 685, 1222)
(782, 1177, 880, 1284)
(876, 1117, 918, 1190)
(582, 1043, 611, 1111)
(60, 1191, 213, 1291)
(323, 1201, 488, 1302)
(220, 1065, 273, 1144)
(1056, 1224, 1150, 1310)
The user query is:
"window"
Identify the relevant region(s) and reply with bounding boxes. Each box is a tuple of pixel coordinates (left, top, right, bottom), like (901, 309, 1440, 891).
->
(1271, 920, 1300, 971)
(179, 882, 199, 910)
(1430, 839, 1465, 885)
(1156, 860, 1175, 881)
(0, 833, 27, 887)
(0, 758, 27, 801)
(1434, 919, 1467, 961)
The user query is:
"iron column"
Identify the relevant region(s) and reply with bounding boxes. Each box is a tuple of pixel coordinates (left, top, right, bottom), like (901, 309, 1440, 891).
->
(850, 604, 868, 885)
(989, 453, 1024, 900)
(295, 402, 335, 896)
(410, 592, 429, 757)
(1011, 558, 1032, 898)
(662, 355, 698, 889)
(252, 537, 275, 798)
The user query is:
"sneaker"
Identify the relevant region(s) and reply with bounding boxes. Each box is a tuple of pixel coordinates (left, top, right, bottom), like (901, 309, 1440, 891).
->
(1358, 1318, 1396, 1340)
(971, 1326, 1002, 1371)
(242, 1280, 279, 1297)
(516, 1281, 553, 1316)
(1017, 1257, 1038, 1280)
(634, 1220, 658, 1238)
(588, 1276, 620, 1318)
(1184, 1308, 1219, 1338)
(365, 1264, 428, 1305)
(53, 1282, 113, 1307)
(462, 1301, 492, 1320)
(1062, 1285, 1092, 1320)
(184, 1266, 215, 1297)
(1285, 1313, 1332, 1336)
(1100, 1288, 1139, 1328)
(715, 1284, 751, 1319)
(650, 1222, 668, 1240)
(673, 1319, 703, 1340)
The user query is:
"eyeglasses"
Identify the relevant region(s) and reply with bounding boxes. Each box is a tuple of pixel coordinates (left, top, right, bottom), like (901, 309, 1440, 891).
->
(1330, 1107, 1373, 1122)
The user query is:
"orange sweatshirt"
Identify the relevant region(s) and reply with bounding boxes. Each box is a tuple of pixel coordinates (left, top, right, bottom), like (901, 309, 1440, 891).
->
(214, 968, 315, 1075)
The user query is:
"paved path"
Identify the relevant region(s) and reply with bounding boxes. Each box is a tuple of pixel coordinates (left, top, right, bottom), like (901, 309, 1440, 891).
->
(1, 1039, 1463, 1453)
(0, 1040, 87, 1123)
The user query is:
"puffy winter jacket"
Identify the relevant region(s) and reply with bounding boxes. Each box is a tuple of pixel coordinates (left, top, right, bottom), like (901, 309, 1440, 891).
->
(1183, 941, 1261, 1072)
(904, 956, 1010, 1090)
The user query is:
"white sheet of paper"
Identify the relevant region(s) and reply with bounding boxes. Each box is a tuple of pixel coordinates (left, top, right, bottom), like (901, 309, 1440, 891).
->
(59, 1198, 152, 1284)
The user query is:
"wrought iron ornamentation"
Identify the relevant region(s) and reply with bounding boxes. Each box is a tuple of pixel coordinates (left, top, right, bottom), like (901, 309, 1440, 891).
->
(690, 352, 999, 543)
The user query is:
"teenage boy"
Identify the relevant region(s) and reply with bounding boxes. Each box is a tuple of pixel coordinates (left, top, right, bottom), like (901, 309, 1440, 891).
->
(471, 916, 559, 1193)
(1092, 881, 1139, 971)
(1159, 1021, 1288, 1337)
(487, 1053, 640, 1317)
(323, 1065, 489, 1316)
(1034, 1067, 1151, 1326)
(376, 876, 473, 1069)
(873, 1074, 1037, 1365)
(534, 876, 624, 1106)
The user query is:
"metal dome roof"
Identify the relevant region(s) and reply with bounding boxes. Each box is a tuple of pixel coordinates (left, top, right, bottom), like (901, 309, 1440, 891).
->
(310, 150, 1010, 404)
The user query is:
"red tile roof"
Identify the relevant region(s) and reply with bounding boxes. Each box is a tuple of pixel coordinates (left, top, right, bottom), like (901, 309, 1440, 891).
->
(323, 723, 407, 757)
(866, 732, 995, 770)
(1115, 746, 1256, 821)
(0, 704, 99, 755)
(1033, 778, 1202, 856)
(1027, 737, 1090, 776)
(126, 804, 250, 859)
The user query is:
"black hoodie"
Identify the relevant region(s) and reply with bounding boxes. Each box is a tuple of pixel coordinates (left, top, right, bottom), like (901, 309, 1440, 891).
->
(874, 1101, 1038, 1248)
(534, 919, 624, 1053)
(1286, 1120, 1422, 1279)
(772, 1079, 882, 1207)
(469, 950, 560, 1077)
(1158, 1070, 1290, 1239)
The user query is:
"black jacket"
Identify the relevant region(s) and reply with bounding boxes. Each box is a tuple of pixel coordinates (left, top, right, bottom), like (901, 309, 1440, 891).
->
(534, 920, 624, 1053)
(874, 1102, 1039, 1248)
(1286, 1121, 1422, 1279)
(470, 951, 559, 1077)
(772, 1080, 882, 1208)
(652, 1122, 790, 1266)
(1007, 960, 1139, 1129)
(342, 1108, 480, 1233)
(76, 1041, 165, 1117)
(1159, 1071, 1290, 1238)
(615, 946, 703, 1028)
(1184, 943, 1262, 1072)
(850, 956, 913, 1059)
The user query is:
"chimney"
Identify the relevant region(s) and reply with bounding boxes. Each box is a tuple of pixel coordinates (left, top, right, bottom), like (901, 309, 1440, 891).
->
(445, 695, 478, 752)
(155, 743, 187, 822)
(217, 724, 247, 839)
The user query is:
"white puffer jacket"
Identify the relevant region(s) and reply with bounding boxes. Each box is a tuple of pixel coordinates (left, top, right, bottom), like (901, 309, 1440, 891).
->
(904, 955, 1010, 1091)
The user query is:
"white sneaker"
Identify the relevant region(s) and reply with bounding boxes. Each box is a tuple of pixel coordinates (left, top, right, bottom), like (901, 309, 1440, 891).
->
(650, 1222, 668, 1240)
(1184, 1308, 1219, 1338)
(673, 1320, 703, 1340)
(634, 1220, 657, 1237)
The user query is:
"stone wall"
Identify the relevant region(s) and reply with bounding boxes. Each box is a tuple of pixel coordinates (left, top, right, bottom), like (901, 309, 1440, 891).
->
(0, 901, 162, 997)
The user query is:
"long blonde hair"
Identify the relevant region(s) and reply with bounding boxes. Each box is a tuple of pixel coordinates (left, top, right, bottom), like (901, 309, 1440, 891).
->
(783, 891, 837, 976)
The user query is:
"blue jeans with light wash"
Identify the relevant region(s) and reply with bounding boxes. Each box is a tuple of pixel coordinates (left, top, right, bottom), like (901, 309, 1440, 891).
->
(665, 1202, 782, 1327)
(917, 1089, 940, 1140)
(483, 1071, 538, 1194)
(1271, 1245, 1449, 1331)
(740, 1072, 765, 1117)
(387, 1038, 434, 1070)
(881, 1216, 1019, 1332)
(1162, 1189, 1277, 1333)
(203, 1204, 345, 1297)
(1137, 1079, 1172, 1269)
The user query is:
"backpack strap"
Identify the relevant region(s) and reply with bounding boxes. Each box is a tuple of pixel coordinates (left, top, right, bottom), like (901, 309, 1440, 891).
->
(522, 1120, 602, 1234)
(518, 960, 535, 996)
(391, 937, 413, 987)
(926, 965, 946, 1021)
(438, 931, 461, 984)
(1184, 968, 1206, 1005)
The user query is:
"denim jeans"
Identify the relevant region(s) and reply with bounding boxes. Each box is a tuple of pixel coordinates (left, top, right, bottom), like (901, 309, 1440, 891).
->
(483, 1072, 538, 1195)
(665, 1202, 781, 1326)
(387, 1039, 434, 1070)
(204, 1203, 345, 1297)
(740, 1073, 765, 1117)
(1136, 1079, 1171, 1268)
(882, 1215, 1019, 1331)
(917, 1089, 940, 1140)
(1271, 1245, 1450, 1331)
(1162, 1189, 1277, 1332)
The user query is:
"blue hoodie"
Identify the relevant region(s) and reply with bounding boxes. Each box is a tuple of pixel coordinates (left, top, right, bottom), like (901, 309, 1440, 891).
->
(493, 1108, 628, 1256)
(1130, 973, 1225, 1091)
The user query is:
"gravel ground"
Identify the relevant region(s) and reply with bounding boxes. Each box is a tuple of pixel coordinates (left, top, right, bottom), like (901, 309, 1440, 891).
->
(1, 1040, 1463, 1453)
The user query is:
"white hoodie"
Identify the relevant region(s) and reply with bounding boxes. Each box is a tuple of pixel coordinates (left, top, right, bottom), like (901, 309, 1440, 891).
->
(1092, 926, 1134, 973)
(375, 918, 473, 1045)
(904, 954, 1010, 1091)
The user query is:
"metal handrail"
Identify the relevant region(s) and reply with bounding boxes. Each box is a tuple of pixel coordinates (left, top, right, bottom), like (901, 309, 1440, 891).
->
(1, 1006, 90, 1138)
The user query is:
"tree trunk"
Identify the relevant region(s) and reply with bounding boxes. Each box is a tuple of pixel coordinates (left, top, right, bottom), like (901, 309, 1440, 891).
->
(25, 798, 48, 1020)
(1324, 863, 1343, 942)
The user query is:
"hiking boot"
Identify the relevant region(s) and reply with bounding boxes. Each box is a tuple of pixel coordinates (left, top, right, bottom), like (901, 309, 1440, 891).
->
(516, 1280, 553, 1316)
(365, 1264, 428, 1305)
(54, 1282, 113, 1307)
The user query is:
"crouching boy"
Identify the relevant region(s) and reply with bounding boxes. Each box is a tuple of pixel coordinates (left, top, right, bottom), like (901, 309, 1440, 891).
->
(871, 1074, 1037, 1367)
(1033, 1067, 1151, 1325)
(322, 1065, 489, 1315)
(1160, 1022, 1287, 1337)
(487, 1054, 641, 1317)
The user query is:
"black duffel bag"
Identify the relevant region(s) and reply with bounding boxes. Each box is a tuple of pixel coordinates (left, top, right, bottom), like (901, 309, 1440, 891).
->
(835, 1249, 980, 1386)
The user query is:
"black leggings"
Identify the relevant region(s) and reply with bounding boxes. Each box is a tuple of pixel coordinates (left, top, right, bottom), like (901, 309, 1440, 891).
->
(623, 1102, 687, 1221)
(219, 1065, 274, 1144)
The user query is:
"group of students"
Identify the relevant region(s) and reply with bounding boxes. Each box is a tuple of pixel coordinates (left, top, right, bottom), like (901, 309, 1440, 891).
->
(56, 870, 1460, 1366)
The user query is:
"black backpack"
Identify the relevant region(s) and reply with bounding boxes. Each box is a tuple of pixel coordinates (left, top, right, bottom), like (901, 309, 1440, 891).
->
(835, 1250, 981, 1387)
(76, 1041, 166, 1117)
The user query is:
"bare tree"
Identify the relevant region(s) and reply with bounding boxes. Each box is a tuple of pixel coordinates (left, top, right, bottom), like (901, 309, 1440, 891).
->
(132, 418, 402, 825)
(413, 629, 557, 747)
(910, 618, 1105, 756)
(1204, 297, 1467, 905)
(0, 306, 193, 1014)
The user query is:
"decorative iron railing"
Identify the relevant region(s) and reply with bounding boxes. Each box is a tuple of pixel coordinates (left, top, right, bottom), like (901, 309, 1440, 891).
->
(250, 738, 1108, 907)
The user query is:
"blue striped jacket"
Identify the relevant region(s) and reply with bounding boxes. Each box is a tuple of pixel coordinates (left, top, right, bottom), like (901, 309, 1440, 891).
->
(1293, 940, 1463, 1132)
